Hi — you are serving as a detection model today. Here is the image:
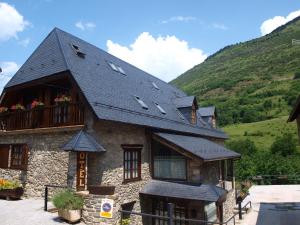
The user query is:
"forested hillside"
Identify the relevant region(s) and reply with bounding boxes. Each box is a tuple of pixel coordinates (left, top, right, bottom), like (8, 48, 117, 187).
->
(172, 17, 300, 126)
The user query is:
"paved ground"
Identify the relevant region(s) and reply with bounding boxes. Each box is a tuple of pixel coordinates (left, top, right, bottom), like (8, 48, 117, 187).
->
(240, 185, 300, 225)
(0, 199, 85, 225)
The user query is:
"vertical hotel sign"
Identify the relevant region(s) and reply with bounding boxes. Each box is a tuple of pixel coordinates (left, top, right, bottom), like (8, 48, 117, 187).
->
(77, 152, 86, 191)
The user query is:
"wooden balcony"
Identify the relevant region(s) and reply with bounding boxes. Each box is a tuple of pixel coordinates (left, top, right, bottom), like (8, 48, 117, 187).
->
(0, 103, 84, 131)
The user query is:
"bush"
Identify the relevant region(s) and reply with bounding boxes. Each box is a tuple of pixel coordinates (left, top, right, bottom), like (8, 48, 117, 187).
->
(52, 189, 84, 210)
(226, 139, 257, 156)
(294, 72, 300, 79)
(270, 133, 297, 156)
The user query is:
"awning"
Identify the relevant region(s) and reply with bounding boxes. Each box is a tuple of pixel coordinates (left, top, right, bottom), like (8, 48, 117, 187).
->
(140, 180, 227, 202)
(153, 132, 240, 161)
(62, 130, 106, 152)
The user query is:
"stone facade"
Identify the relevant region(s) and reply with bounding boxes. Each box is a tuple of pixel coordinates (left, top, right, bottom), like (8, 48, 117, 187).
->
(82, 120, 151, 225)
(0, 127, 81, 197)
(223, 190, 236, 222)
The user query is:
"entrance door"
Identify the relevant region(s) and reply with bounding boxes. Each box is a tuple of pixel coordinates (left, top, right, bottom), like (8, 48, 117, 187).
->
(76, 152, 87, 191)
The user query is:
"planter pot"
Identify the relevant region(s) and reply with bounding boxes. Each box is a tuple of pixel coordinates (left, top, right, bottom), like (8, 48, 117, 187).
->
(58, 209, 81, 223)
(0, 187, 24, 199)
(88, 185, 115, 195)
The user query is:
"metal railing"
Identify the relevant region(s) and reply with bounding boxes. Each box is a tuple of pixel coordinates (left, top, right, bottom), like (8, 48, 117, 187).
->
(120, 203, 245, 225)
(249, 174, 300, 185)
(44, 185, 68, 211)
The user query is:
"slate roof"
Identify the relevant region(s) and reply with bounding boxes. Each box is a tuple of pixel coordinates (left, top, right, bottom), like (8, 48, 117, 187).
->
(288, 95, 300, 122)
(4, 28, 227, 139)
(62, 130, 106, 152)
(173, 96, 197, 108)
(140, 180, 227, 202)
(154, 132, 240, 161)
(198, 106, 216, 117)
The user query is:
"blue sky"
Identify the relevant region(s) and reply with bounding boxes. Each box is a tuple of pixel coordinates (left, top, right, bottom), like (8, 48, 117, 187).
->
(0, 0, 300, 86)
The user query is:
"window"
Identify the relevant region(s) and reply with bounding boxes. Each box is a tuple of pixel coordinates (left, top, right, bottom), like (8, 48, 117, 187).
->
(176, 109, 185, 120)
(0, 144, 28, 170)
(152, 200, 187, 225)
(122, 145, 142, 182)
(108, 62, 119, 72)
(155, 103, 166, 114)
(71, 44, 85, 58)
(153, 141, 186, 180)
(10, 145, 28, 170)
(117, 66, 126, 75)
(0, 145, 9, 168)
(152, 82, 159, 90)
(134, 96, 148, 110)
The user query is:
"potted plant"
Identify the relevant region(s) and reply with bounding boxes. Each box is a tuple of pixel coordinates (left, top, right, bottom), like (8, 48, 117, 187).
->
(10, 104, 25, 112)
(31, 100, 45, 109)
(0, 107, 9, 116)
(54, 95, 72, 105)
(0, 179, 23, 199)
(52, 189, 84, 223)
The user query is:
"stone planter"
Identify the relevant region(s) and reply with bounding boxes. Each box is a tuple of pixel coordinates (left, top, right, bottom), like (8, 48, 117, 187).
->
(0, 187, 24, 199)
(58, 209, 81, 223)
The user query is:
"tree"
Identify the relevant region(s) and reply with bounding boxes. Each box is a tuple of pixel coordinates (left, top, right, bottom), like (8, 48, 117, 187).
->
(271, 133, 297, 157)
(263, 99, 272, 116)
(226, 139, 257, 156)
(294, 72, 300, 80)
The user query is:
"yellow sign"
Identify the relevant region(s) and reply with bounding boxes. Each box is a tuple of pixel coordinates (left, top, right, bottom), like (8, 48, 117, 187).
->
(100, 199, 114, 219)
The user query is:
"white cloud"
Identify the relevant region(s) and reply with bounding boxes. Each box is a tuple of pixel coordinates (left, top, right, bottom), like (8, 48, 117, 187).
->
(106, 32, 207, 82)
(75, 21, 96, 31)
(161, 16, 196, 24)
(18, 38, 30, 47)
(0, 61, 19, 90)
(0, 2, 29, 41)
(212, 23, 228, 30)
(260, 9, 300, 35)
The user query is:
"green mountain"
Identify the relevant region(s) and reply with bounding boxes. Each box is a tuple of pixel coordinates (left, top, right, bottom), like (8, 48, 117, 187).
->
(172, 17, 300, 126)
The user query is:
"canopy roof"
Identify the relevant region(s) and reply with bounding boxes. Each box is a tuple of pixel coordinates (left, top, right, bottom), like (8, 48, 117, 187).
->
(154, 132, 240, 161)
(62, 130, 106, 152)
(140, 180, 227, 202)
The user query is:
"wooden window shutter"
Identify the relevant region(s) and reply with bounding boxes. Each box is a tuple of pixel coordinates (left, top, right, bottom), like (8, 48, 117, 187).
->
(21, 145, 29, 170)
(0, 145, 10, 168)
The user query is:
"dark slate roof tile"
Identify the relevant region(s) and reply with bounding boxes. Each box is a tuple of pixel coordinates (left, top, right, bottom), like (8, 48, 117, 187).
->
(140, 180, 227, 202)
(4, 28, 227, 139)
(154, 132, 240, 161)
(198, 106, 216, 117)
(62, 130, 106, 152)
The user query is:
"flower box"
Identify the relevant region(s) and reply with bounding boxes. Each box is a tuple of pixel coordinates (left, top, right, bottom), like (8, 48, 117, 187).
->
(0, 187, 24, 199)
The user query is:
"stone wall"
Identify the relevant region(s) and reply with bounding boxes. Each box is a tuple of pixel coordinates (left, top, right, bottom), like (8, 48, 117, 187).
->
(0, 127, 80, 197)
(223, 190, 236, 222)
(82, 120, 151, 225)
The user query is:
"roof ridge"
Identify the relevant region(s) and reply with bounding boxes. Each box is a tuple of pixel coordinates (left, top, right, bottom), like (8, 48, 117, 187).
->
(53, 28, 70, 70)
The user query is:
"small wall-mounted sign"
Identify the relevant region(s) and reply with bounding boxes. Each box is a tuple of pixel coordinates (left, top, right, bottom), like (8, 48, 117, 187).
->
(77, 152, 86, 191)
(100, 198, 114, 219)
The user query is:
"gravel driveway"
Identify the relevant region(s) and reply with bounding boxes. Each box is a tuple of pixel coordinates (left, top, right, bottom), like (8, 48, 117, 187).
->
(0, 199, 85, 225)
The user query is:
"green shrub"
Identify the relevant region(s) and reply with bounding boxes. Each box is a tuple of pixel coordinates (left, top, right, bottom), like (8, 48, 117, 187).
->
(120, 219, 131, 225)
(271, 133, 297, 156)
(226, 139, 257, 155)
(52, 189, 84, 210)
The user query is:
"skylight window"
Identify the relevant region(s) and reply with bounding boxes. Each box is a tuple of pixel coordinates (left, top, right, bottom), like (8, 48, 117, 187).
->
(152, 82, 159, 90)
(155, 103, 166, 114)
(108, 62, 119, 72)
(71, 44, 85, 58)
(117, 66, 126, 75)
(134, 96, 148, 110)
(176, 109, 185, 120)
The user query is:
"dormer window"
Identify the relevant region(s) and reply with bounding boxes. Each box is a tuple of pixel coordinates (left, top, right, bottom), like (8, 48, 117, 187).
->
(176, 109, 185, 120)
(134, 96, 148, 110)
(71, 44, 85, 58)
(155, 103, 166, 114)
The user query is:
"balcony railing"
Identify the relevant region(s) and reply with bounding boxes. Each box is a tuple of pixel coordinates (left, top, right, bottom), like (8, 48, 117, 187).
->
(0, 103, 84, 131)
